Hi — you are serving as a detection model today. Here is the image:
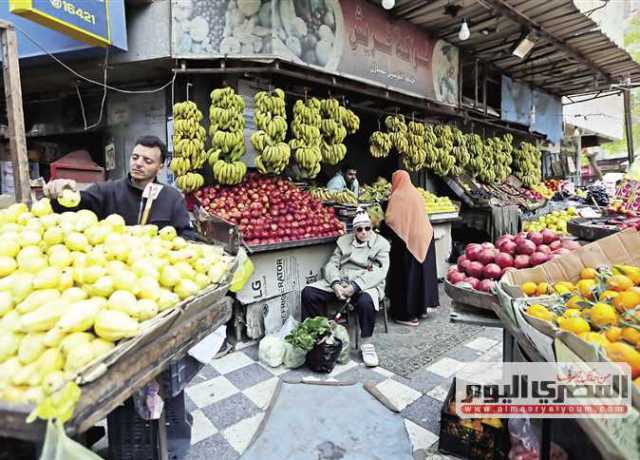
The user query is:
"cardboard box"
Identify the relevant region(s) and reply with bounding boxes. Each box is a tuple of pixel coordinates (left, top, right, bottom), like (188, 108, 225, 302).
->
(236, 243, 334, 305)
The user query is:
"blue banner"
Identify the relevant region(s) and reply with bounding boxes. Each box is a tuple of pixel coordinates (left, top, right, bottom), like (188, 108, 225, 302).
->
(532, 89, 563, 144)
(501, 75, 532, 126)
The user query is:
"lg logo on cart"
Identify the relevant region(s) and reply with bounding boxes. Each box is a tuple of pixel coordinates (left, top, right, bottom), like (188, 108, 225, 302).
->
(454, 362, 632, 419)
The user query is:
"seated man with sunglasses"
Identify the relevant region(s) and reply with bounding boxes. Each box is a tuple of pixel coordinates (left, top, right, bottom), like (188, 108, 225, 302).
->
(301, 209, 390, 367)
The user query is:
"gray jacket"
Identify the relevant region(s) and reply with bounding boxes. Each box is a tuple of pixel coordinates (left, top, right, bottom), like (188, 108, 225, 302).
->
(309, 232, 390, 310)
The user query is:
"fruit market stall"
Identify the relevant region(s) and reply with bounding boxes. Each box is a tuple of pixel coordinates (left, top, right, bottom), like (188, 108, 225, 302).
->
(0, 199, 245, 455)
(491, 230, 640, 460)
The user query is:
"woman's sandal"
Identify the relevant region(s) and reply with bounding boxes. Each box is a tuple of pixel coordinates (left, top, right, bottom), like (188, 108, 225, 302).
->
(395, 319, 419, 327)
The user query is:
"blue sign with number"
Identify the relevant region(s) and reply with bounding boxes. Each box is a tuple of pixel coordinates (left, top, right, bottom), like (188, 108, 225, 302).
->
(10, 0, 110, 46)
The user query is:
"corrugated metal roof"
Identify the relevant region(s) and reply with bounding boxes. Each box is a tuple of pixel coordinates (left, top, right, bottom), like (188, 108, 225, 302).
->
(382, 0, 640, 96)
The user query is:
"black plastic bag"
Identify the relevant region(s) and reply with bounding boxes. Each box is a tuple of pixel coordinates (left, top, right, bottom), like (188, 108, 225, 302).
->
(305, 336, 343, 373)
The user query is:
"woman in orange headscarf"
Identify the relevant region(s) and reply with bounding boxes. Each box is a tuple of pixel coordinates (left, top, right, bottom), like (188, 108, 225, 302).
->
(381, 170, 439, 326)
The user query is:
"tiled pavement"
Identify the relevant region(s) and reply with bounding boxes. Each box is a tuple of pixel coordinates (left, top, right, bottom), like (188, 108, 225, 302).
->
(183, 327, 503, 460)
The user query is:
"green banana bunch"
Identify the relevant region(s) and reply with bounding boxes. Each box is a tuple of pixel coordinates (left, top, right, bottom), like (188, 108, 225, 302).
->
(385, 115, 408, 133)
(359, 178, 391, 202)
(175, 172, 204, 192)
(171, 101, 207, 182)
(513, 141, 542, 187)
(208, 87, 247, 184)
(290, 98, 323, 178)
(369, 131, 392, 158)
(211, 159, 247, 185)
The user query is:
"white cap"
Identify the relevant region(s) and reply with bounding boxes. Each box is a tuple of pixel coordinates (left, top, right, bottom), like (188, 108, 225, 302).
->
(352, 208, 371, 228)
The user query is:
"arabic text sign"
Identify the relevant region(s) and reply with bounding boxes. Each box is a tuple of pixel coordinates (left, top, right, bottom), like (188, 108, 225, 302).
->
(10, 0, 110, 47)
(455, 361, 632, 419)
(339, 0, 457, 104)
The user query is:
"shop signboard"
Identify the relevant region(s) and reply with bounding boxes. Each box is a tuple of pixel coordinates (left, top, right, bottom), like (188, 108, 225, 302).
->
(9, 0, 111, 47)
(171, 0, 459, 105)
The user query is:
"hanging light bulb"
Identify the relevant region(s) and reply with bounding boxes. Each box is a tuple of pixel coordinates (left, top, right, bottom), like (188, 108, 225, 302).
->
(458, 19, 470, 41)
(382, 0, 395, 10)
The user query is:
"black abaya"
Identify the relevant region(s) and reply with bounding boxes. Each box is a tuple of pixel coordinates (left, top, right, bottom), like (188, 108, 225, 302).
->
(381, 222, 440, 321)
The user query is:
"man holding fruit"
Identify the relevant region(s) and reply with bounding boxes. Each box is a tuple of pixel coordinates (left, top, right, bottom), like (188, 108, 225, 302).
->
(44, 135, 197, 239)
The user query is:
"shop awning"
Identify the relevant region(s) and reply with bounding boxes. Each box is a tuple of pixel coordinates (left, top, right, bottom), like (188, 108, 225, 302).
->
(382, 0, 640, 96)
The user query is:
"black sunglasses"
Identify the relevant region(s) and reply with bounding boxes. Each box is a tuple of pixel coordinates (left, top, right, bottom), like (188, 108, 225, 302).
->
(355, 226, 371, 232)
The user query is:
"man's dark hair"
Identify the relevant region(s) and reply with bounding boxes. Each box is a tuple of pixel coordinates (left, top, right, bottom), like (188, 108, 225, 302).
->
(342, 162, 357, 173)
(135, 135, 167, 163)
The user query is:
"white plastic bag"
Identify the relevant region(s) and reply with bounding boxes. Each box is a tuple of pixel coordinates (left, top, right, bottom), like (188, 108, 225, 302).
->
(274, 316, 299, 340)
(258, 335, 285, 368)
(40, 420, 103, 460)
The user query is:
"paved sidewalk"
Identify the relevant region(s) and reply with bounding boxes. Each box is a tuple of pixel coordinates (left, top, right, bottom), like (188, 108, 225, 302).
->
(183, 326, 503, 460)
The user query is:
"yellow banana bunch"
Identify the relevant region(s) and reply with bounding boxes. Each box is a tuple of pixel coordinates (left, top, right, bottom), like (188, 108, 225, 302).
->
(340, 107, 360, 134)
(253, 89, 289, 175)
(171, 101, 207, 184)
(369, 131, 392, 158)
(308, 187, 334, 202)
(290, 98, 323, 179)
(319, 98, 356, 166)
(211, 159, 247, 185)
(169, 157, 191, 176)
(175, 173, 204, 193)
(208, 87, 247, 184)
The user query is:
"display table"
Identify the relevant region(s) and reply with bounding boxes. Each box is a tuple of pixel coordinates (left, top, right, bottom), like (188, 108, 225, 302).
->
(429, 214, 459, 280)
(0, 297, 233, 445)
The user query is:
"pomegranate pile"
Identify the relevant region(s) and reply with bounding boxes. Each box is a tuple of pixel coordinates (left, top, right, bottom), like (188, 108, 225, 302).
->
(194, 174, 345, 246)
(447, 230, 581, 293)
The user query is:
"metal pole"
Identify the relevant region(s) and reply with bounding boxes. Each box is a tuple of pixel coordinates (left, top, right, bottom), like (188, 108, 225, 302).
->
(575, 131, 582, 186)
(0, 22, 30, 203)
(623, 88, 635, 164)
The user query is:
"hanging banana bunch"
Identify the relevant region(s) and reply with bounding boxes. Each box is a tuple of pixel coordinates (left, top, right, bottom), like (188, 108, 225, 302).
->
(512, 140, 542, 187)
(171, 101, 206, 192)
(369, 131, 392, 158)
(319, 98, 357, 165)
(400, 121, 427, 172)
(464, 133, 484, 178)
(289, 98, 323, 179)
(251, 89, 290, 175)
(208, 87, 247, 185)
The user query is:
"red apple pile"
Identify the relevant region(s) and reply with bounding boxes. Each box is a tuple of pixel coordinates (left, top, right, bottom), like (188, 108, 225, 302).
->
(447, 229, 581, 292)
(194, 174, 345, 246)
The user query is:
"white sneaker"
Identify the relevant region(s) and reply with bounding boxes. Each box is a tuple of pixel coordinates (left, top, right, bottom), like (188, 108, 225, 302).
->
(361, 343, 379, 367)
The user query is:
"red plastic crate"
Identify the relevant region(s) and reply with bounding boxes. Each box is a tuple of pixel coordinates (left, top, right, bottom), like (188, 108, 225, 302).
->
(50, 150, 105, 182)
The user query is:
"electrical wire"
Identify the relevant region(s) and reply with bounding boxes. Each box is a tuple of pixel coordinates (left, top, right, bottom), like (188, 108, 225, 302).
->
(84, 47, 109, 130)
(14, 23, 176, 95)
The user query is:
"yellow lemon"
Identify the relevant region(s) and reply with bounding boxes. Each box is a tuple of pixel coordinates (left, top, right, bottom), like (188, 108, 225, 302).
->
(526, 304, 556, 322)
(607, 275, 634, 292)
(613, 290, 640, 312)
(589, 303, 618, 328)
(565, 295, 586, 310)
(579, 332, 610, 347)
(563, 309, 582, 318)
(557, 316, 590, 335)
(577, 279, 596, 299)
(580, 267, 598, 280)
(521, 282, 538, 296)
(536, 282, 551, 296)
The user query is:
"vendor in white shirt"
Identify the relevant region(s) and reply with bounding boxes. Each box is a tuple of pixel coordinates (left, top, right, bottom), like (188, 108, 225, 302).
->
(327, 164, 359, 197)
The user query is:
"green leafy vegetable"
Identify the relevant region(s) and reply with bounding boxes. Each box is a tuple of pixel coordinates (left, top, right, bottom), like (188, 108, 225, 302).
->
(285, 316, 331, 352)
